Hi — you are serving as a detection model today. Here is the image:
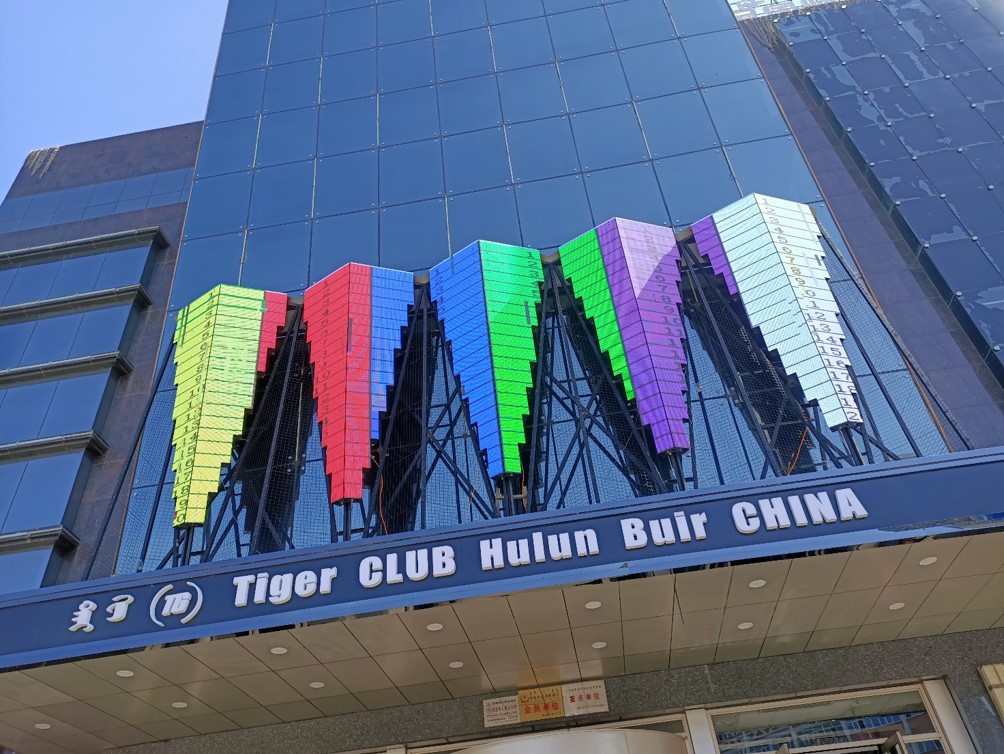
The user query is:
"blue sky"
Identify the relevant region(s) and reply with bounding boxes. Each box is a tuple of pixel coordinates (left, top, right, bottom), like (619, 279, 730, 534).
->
(0, 1, 228, 197)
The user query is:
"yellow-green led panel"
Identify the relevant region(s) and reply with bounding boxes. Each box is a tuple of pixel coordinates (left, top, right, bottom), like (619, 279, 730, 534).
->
(171, 284, 268, 527)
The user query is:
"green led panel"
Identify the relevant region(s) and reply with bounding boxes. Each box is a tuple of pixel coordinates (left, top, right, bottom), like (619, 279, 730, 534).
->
(558, 230, 635, 400)
(481, 242, 544, 475)
(171, 285, 268, 527)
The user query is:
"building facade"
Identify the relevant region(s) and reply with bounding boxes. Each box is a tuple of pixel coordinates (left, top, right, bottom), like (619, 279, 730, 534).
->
(2, 1, 1004, 754)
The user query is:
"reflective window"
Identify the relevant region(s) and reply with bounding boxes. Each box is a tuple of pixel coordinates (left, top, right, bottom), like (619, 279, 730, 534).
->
(446, 187, 522, 249)
(324, 7, 376, 54)
(638, 91, 718, 158)
(310, 212, 378, 282)
(319, 97, 377, 156)
(682, 29, 762, 87)
(439, 75, 503, 134)
(498, 64, 566, 123)
(378, 0, 431, 45)
(486, 0, 544, 24)
(321, 49, 377, 103)
(515, 175, 591, 249)
(507, 116, 579, 182)
(243, 221, 311, 292)
(380, 139, 444, 205)
(560, 53, 630, 112)
(570, 104, 648, 170)
(197, 118, 258, 177)
(654, 148, 740, 226)
(619, 41, 696, 100)
(434, 27, 494, 82)
(276, 0, 323, 21)
(264, 59, 321, 112)
(490, 17, 555, 70)
(249, 160, 315, 228)
(171, 233, 244, 309)
(184, 172, 252, 239)
(664, 0, 737, 36)
(206, 69, 266, 123)
(316, 151, 378, 216)
(584, 162, 670, 226)
(2, 453, 89, 534)
(269, 16, 323, 64)
(702, 80, 790, 144)
(0, 373, 110, 445)
(727, 137, 821, 204)
(217, 26, 271, 75)
(0, 547, 53, 595)
(378, 87, 440, 145)
(379, 39, 436, 92)
(379, 199, 448, 270)
(224, 0, 274, 33)
(432, 0, 487, 35)
(606, 0, 676, 48)
(256, 107, 318, 167)
(549, 7, 615, 61)
(443, 128, 511, 194)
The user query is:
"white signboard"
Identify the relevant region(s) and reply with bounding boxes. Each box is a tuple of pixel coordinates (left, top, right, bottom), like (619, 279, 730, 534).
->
(563, 681, 610, 716)
(483, 696, 521, 728)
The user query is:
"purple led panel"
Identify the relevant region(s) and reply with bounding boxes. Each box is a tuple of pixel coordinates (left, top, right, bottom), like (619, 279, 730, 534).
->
(595, 218, 689, 452)
(691, 216, 738, 295)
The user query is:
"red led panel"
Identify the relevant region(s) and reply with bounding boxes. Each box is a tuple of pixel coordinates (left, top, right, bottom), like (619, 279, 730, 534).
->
(257, 292, 289, 372)
(303, 264, 373, 503)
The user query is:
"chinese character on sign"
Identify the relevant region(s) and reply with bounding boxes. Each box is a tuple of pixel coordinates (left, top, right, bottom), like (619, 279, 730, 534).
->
(69, 601, 97, 632)
(106, 595, 134, 623)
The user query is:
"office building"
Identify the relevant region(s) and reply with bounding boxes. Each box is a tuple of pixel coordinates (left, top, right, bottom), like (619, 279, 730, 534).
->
(1, 1, 1004, 753)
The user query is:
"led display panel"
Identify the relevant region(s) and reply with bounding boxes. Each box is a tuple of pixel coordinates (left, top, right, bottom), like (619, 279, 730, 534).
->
(304, 263, 412, 503)
(560, 219, 689, 452)
(430, 242, 544, 478)
(694, 194, 863, 429)
(171, 284, 288, 527)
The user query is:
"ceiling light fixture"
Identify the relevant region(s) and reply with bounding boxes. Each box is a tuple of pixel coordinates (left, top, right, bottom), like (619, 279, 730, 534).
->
(889, 602, 906, 611)
(426, 622, 444, 632)
(919, 556, 938, 566)
(748, 579, 767, 589)
(171, 702, 189, 709)
(584, 601, 602, 610)
(591, 641, 608, 649)
(33, 724, 51, 731)
(449, 661, 465, 669)
(738, 622, 754, 630)
(269, 647, 289, 655)
(308, 682, 326, 689)
(115, 670, 135, 678)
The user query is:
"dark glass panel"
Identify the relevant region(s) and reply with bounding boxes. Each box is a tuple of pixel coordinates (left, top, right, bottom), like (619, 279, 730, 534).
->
(435, 28, 494, 82)
(324, 7, 377, 53)
(197, 118, 259, 177)
(380, 39, 436, 92)
(379, 199, 449, 270)
(172, 233, 245, 310)
(310, 211, 379, 283)
(443, 128, 511, 194)
(654, 148, 740, 226)
(318, 97, 378, 155)
(184, 172, 253, 239)
(264, 59, 322, 112)
(256, 107, 319, 167)
(243, 221, 311, 292)
(548, 7, 615, 60)
(570, 104, 648, 170)
(498, 64, 566, 123)
(217, 26, 271, 75)
(378, 87, 440, 145)
(380, 139, 445, 205)
(507, 116, 579, 181)
(321, 49, 377, 102)
(270, 16, 324, 64)
(315, 151, 378, 216)
(249, 160, 316, 227)
(206, 69, 266, 123)
(559, 53, 630, 112)
(584, 162, 670, 226)
(515, 175, 591, 249)
(619, 41, 696, 100)
(446, 187, 522, 248)
(490, 17, 555, 70)
(378, 0, 432, 45)
(439, 75, 503, 134)
(638, 91, 718, 158)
